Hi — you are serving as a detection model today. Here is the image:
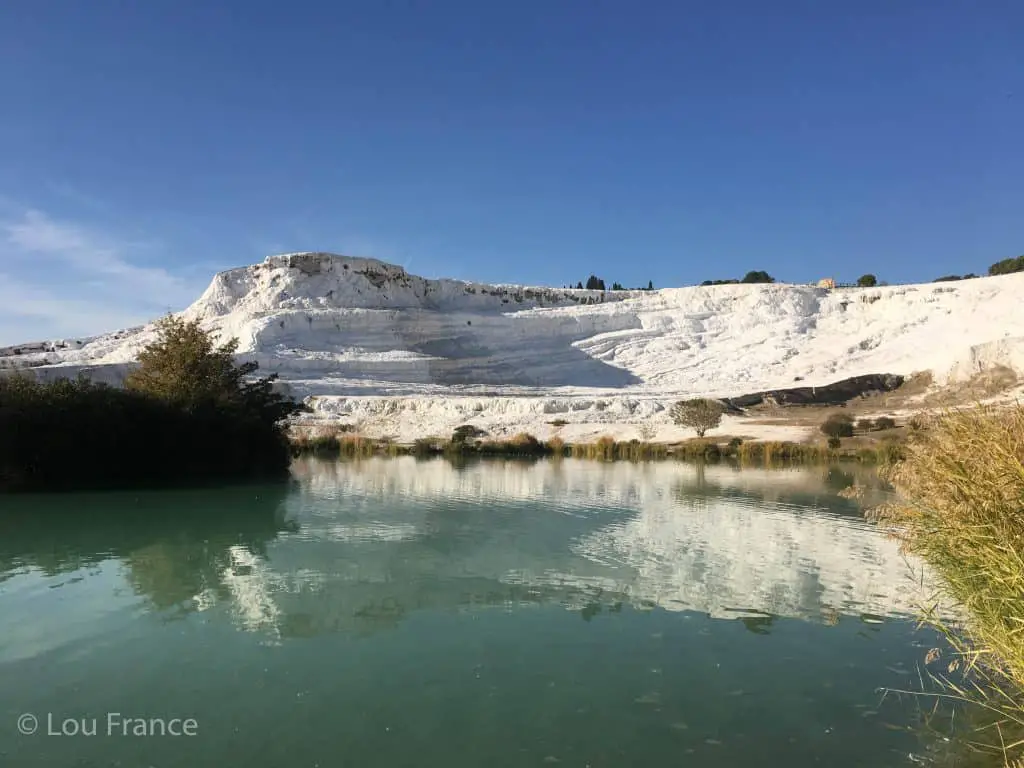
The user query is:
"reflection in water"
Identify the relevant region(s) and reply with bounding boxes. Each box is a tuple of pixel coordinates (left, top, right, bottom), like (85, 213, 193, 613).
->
(0, 485, 295, 657)
(0, 459, 956, 768)
(0, 459, 941, 644)
(247, 458, 938, 638)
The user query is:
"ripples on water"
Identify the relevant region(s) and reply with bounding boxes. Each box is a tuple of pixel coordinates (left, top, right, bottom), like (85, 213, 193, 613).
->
(0, 458, 952, 767)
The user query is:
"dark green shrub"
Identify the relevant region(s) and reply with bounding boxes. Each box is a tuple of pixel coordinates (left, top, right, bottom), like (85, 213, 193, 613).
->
(741, 270, 775, 284)
(451, 424, 486, 446)
(988, 255, 1024, 276)
(411, 437, 441, 455)
(0, 317, 305, 492)
(820, 413, 854, 439)
(874, 416, 897, 430)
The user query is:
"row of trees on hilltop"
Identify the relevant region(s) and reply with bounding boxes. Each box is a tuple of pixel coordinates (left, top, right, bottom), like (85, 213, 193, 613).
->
(567, 276, 655, 291)
(0, 316, 306, 492)
(819, 255, 1022, 286)
(562, 252, 1022, 293)
(703, 272, 879, 287)
(560, 250, 1022, 293)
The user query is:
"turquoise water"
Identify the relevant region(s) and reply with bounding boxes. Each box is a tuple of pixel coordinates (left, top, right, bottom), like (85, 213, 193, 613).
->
(0, 458, 945, 766)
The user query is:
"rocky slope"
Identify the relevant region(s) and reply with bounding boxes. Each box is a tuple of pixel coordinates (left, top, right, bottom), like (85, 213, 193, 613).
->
(3, 251, 1023, 438)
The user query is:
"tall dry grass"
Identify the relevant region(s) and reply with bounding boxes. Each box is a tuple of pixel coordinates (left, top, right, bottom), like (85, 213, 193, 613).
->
(870, 403, 1024, 765)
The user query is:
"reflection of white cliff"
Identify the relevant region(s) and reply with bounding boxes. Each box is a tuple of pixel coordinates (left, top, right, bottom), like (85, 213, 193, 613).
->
(220, 546, 283, 637)
(562, 497, 926, 620)
(208, 458, 944, 637)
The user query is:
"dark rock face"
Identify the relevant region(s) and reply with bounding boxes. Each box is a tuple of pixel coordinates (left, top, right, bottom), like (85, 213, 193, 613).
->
(725, 374, 905, 409)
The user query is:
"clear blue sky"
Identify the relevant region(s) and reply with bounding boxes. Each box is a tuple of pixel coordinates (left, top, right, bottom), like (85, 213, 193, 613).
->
(0, 0, 1021, 342)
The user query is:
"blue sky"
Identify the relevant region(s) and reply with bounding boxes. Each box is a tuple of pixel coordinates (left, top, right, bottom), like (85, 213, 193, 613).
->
(0, 0, 1021, 343)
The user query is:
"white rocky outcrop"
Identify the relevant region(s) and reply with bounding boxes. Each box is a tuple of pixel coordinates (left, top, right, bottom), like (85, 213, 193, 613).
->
(3, 252, 1023, 438)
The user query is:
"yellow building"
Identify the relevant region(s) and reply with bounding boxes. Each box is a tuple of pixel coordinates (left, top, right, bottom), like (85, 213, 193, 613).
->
(816, 277, 836, 289)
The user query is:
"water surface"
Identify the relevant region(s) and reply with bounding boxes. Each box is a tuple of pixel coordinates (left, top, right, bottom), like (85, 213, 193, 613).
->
(0, 459, 944, 766)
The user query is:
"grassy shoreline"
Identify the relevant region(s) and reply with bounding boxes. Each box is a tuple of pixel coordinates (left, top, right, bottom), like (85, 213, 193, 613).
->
(869, 404, 1024, 766)
(289, 430, 906, 465)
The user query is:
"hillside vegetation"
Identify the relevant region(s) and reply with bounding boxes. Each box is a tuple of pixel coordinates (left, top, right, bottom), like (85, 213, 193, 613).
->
(0, 317, 304, 492)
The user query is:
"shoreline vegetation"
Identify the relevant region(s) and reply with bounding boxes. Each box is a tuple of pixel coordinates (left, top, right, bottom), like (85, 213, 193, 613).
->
(869, 403, 1024, 766)
(0, 317, 304, 493)
(288, 427, 907, 465)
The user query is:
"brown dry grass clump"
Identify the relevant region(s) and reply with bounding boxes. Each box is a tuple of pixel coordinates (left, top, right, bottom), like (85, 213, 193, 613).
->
(546, 435, 566, 456)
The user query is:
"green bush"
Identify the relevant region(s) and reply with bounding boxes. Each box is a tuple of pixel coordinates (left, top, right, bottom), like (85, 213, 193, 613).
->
(873, 416, 897, 430)
(411, 437, 441, 455)
(451, 424, 486, 447)
(855, 418, 876, 432)
(988, 255, 1024, 276)
(820, 413, 854, 439)
(670, 398, 724, 438)
(741, 270, 775, 284)
(856, 274, 878, 287)
(0, 317, 305, 492)
(674, 439, 722, 460)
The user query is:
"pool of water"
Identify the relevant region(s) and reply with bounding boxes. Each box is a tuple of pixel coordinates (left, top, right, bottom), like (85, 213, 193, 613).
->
(0, 458, 946, 766)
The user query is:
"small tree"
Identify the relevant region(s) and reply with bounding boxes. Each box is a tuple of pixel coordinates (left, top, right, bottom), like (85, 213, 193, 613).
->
(856, 418, 876, 432)
(647, 280, 654, 290)
(873, 416, 896, 431)
(857, 274, 878, 287)
(126, 314, 303, 423)
(741, 270, 775, 284)
(575, 281, 583, 289)
(670, 398, 724, 437)
(820, 413, 854, 439)
(127, 315, 249, 405)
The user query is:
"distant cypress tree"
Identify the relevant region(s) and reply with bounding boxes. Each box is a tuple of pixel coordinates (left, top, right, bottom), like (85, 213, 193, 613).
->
(647, 280, 654, 290)
(576, 281, 583, 289)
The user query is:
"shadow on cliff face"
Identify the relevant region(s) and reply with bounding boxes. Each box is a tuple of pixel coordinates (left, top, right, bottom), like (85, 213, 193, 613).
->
(415, 337, 643, 387)
(394, 310, 645, 388)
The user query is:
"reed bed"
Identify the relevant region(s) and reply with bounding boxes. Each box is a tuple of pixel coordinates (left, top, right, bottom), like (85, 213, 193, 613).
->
(870, 403, 1024, 766)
